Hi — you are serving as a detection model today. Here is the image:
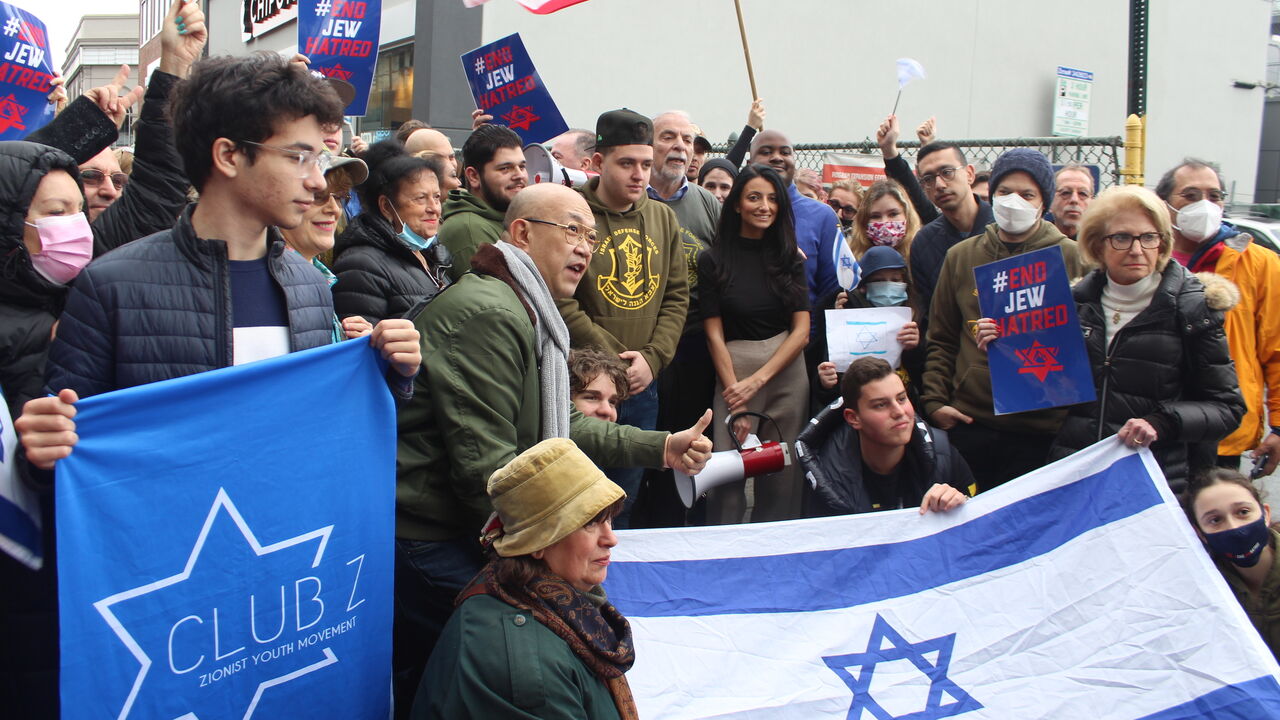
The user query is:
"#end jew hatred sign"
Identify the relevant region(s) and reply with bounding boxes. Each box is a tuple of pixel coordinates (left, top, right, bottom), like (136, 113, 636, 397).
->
(0, 1, 54, 141)
(605, 439, 1280, 718)
(974, 245, 1094, 414)
(56, 339, 395, 719)
(298, 0, 381, 115)
(460, 33, 568, 145)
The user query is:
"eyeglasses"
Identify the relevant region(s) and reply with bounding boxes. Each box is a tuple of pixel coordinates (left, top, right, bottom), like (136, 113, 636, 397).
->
(313, 189, 351, 205)
(524, 218, 599, 249)
(238, 140, 332, 178)
(828, 199, 857, 216)
(1104, 232, 1163, 250)
(918, 165, 963, 186)
(81, 169, 128, 190)
(1177, 188, 1226, 204)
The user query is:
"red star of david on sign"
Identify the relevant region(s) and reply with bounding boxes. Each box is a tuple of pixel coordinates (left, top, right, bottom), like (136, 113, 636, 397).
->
(1015, 340, 1063, 382)
(501, 105, 540, 131)
(0, 94, 29, 134)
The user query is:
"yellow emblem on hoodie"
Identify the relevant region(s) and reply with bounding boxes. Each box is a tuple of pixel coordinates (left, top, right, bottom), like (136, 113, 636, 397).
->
(597, 228, 660, 310)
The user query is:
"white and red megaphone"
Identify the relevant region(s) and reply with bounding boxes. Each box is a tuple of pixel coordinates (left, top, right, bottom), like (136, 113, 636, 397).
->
(525, 143, 597, 188)
(673, 412, 792, 508)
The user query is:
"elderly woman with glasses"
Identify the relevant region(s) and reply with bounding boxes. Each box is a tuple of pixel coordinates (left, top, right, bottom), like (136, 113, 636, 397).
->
(1038, 185, 1245, 490)
(413, 438, 639, 720)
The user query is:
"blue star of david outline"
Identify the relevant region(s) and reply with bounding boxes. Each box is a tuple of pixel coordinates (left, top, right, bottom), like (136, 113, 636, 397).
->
(855, 329, 882, 350)
(92, 487, 338, 719)
(823, 614, 982, 720)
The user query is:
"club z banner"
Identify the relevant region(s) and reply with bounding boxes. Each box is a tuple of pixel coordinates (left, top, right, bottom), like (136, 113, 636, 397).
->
(56, 339, 396, 719)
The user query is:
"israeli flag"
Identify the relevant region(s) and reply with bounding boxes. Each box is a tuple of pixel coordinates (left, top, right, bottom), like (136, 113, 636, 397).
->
(606, 439, 1280, 719)
(834, 227, 860, 291)
(0, 387, 42, 570)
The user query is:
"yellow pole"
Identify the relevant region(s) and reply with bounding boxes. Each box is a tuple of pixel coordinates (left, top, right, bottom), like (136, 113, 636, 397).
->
(1123, 114, 1145, 185)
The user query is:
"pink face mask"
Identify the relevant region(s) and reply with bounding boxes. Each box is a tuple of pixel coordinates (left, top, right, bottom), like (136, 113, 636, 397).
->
(25, 213, 94, 285)
(867, 219, 907, 247)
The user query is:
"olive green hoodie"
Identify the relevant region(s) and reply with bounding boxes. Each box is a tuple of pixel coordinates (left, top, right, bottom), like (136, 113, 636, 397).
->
(438, 188, 505, 281)
(558, 177, 689, 376)
(921, 219, 1088, 434)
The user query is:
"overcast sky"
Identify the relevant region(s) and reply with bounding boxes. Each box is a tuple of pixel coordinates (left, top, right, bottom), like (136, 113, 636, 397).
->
(10, 0, 140, 73)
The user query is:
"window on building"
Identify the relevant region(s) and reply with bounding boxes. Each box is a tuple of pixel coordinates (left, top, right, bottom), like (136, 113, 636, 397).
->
(357, 43, 414, 139)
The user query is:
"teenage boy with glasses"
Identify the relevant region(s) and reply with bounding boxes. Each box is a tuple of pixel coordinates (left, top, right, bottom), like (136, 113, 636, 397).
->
(18, 52, 423, 469)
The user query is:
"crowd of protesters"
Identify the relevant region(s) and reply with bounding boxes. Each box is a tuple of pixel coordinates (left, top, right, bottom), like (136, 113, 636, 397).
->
(3, 2, 1280, 714)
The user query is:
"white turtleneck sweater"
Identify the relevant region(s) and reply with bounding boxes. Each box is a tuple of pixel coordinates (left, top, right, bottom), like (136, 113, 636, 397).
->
(1101, 269, 1161, 349)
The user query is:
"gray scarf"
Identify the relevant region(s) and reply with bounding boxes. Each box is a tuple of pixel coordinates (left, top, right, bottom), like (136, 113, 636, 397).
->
(493, 241, 571, 439)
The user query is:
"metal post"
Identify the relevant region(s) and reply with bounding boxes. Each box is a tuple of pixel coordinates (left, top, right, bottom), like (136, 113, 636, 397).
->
(1127, 0, 1148, 118)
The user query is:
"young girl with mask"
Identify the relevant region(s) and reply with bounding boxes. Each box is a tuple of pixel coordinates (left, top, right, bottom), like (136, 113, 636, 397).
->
(699, 164, 811, 524)
(819, 246, 924, 396)
(333, 139, 452, 324)
(847, 180, 920, 262)
(1183, 469, 1280, 660)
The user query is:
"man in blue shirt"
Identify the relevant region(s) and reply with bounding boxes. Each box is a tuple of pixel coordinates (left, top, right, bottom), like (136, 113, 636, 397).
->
(749, 129, 840, 308)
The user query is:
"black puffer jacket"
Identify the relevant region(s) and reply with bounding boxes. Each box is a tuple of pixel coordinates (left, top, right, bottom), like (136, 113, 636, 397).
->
(0, 142, 83, 418)
(1048, 261, 1245, 491)
(46, 205, 334, 399)
(797, 400, 973, 516)
(331, 212, 451, 324)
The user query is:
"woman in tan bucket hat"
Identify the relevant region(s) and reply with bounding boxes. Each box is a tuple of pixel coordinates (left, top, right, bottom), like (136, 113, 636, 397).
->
(412, 438, 640, 720)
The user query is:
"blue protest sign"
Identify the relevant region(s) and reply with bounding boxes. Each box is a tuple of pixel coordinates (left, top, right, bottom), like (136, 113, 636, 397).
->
(298, 0, 381, 116)
(0, 2, 55, 141)
(460, 33, 568, 145)
(56, 339, 395, 719)
(974, 246, 1095, 414)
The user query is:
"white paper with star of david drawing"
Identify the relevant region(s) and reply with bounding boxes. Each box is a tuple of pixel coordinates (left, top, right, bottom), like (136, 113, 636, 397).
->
(826, 307, 913, 373)
(605, 439, 1280, 719)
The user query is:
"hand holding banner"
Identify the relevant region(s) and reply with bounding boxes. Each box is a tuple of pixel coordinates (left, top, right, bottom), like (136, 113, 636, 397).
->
(460, 33, 568, 145)
(825, 306, 912, 372)
(298, 0, 381, 115)
(56, 339, 395, 720)
(0, 2, 55, 140)
(974, 245, 1095, 414)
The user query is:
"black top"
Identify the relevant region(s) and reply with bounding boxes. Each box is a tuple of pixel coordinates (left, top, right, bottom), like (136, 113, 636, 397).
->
(698, 238, 807, 342)
(862, 462, 907, 511)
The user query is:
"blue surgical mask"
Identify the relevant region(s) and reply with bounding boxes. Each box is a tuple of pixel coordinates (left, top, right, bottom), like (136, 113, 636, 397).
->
(865, 281, 908, 307)
(1204, 516, 1271, 568)
(388, 203, 434, 251)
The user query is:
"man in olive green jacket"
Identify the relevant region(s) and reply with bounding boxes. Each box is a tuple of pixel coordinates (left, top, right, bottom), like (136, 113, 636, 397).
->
(393, 183, 711, 716)
(921, 149, 1087, 494)
(437, 124, 526, 281)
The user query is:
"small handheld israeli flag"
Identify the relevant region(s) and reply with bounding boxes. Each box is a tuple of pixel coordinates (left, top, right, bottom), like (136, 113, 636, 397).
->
(0, 387, 42, 570)
(833, 228, 860, 291)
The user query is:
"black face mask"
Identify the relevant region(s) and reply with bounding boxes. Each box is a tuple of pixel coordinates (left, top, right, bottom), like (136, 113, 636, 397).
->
(1204, 516, 1271, 568)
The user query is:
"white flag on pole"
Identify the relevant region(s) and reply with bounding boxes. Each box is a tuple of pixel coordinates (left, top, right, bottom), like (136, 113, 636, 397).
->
(606, 439, 1280, 719)
(896, 58, 927, 90)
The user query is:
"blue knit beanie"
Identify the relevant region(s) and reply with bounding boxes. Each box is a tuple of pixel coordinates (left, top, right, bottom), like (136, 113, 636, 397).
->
(989, 148, 1055, 205)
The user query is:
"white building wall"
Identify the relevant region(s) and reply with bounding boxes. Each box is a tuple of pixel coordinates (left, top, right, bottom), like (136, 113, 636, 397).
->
(480, 0, 1270, 200)
(206, 0, 1271, 200)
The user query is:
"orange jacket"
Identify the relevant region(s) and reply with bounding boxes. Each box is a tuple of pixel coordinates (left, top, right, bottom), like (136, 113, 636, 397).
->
(1200, 234, 1280, 455)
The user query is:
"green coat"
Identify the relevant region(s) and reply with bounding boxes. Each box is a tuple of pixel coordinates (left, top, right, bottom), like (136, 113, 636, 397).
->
(412, 594, 622, 720)
(438, 188, 505, 282)
(396, 252, 668, 541)
(1217, 528, 1280, 662)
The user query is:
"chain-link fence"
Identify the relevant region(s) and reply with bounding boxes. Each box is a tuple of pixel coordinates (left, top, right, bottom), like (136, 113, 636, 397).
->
(711, 136, 1125, 189)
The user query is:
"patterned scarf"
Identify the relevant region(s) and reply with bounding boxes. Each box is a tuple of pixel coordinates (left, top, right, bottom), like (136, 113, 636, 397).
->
(459, 563, 639, 720)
